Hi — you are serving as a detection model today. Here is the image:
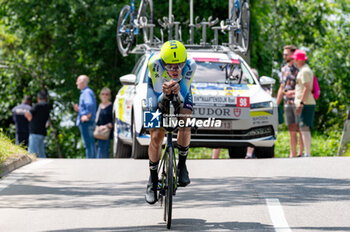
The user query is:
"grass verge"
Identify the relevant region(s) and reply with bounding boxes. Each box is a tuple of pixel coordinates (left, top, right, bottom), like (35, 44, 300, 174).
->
(0, 130, 33, 169)
(188, 128, 347, 159)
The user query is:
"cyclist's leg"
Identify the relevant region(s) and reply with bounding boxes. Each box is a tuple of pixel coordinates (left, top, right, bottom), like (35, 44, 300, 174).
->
(176, 92, 192, 186)
(145, 128, 165, 204)
(177, 108, 191, 164)
(149, 128, 165, 162)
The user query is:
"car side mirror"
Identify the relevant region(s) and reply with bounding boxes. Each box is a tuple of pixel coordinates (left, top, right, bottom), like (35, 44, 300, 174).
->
(259, 76, 276, 86)
(120, 74, 136, 85)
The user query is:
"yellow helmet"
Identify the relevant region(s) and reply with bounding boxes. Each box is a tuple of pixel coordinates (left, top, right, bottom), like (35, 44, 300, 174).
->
(160, 40, 187, 64)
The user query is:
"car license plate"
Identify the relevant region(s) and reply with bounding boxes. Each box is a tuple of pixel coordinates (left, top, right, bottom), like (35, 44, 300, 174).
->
(206, 120, 232, 130)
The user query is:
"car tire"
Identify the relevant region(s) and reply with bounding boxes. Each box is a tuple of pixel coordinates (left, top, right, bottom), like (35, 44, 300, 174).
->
(255, 145, 275, 158)
(228, 146, 247, 159)
(113, 136, 131, 158)
(131, 113, 148, 159)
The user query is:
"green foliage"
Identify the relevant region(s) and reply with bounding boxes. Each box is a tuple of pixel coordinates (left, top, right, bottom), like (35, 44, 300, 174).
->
(275, 127, 342, 157)
(188, 147, 229, 159)
(0, 0, 349, 158)
(0, 0, 136, 157)
(0, 129, 30, 166)
(250, 0, 350, 137)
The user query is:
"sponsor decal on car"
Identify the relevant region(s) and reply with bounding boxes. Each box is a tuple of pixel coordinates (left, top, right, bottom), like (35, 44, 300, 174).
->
(237, 96, 250, 108)
(193, 95, 236, 105)
(233, 108, 241, 117)
(192, 106, 250, 119)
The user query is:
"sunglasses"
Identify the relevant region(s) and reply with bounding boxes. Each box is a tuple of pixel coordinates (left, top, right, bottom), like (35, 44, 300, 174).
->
(163, 62, 186, 71)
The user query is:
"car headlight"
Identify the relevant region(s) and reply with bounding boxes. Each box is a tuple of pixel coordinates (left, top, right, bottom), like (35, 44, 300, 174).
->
(250, 101, 272, 109)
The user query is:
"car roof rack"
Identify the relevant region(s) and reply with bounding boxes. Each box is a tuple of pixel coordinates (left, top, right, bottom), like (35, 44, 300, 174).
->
(123, 0, 250, 63)
(130, 44, 245, 55)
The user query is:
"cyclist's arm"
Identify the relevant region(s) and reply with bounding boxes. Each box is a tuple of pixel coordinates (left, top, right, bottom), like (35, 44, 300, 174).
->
(147, 56, 165, 105)
(178, 59, 197, 102)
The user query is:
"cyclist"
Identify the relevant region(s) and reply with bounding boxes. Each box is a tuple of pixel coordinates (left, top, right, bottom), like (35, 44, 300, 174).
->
(145, 40, 197, 204)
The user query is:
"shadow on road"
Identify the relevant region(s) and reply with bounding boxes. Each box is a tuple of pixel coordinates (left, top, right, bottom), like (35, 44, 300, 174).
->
(46, 218, 275, 231)
(44, 220, 350, 232)
(0, 174, 350, 210)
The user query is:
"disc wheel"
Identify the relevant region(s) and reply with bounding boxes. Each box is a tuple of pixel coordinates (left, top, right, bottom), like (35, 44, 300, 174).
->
(240, 1, 250, 53)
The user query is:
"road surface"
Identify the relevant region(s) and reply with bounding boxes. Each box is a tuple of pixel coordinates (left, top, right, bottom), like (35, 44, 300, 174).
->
(1, 158, 350, 231)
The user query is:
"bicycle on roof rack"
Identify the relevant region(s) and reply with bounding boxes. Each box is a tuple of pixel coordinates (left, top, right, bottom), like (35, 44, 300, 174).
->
(116, 0, 154, 56)
(117, 0, 251, 56)
(220, 0, 250, 53)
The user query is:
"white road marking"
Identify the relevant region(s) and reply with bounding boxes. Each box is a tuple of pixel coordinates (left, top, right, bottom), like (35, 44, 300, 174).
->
(266, 198, 292, 232)
(0, 159, 52, 193)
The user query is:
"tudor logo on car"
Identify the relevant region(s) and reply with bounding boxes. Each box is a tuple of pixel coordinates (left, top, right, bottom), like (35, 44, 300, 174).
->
(233, 108, 241, 117)
(192, 106, 250, 119)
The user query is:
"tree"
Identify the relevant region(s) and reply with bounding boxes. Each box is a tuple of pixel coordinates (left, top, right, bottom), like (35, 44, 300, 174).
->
(250, 0, 350, 134)
(0, 0, 136, 157)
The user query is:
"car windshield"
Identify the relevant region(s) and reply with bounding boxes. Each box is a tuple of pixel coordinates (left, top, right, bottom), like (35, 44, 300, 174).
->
(193, 61, 256, 84)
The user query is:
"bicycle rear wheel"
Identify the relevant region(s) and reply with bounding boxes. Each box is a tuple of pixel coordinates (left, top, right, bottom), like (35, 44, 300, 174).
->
(140, 0, 154, 44)
(164, 147, 173, 229)
(116, 5, 134, 56)
(230, 0, 240, 45)
(240, 1, 250, 53)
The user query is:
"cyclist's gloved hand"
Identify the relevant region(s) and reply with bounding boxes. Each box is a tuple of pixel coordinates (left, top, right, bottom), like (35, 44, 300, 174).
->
(158, 95, 170, 114)
(172, 94, 182, 115)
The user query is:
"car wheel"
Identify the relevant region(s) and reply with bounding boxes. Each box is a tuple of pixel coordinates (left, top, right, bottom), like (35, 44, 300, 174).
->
(113, 135, 131, 158)
(228, 146, 247, 159)
(255, 145, 275, 158)
(131, 113, 148, 159)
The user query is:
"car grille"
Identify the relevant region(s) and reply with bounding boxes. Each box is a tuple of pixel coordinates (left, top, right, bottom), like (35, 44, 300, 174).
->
(191, 125, 274, 140)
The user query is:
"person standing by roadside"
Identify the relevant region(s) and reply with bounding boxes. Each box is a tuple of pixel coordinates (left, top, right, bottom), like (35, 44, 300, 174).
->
(25, 90, 50, 158)
(12, 95, 32, 146)
(74, 75, 97, 158)
(292, 49, 316, 157)
(95, 87, 113, 158)
(276, 45, 304, 158)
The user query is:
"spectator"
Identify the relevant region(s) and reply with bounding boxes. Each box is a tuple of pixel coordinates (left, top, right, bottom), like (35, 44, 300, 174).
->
(25, 90, 50, 158)
(292, 49, 316, 157)
(12, 95, 32, 146)
(74, 75, 97, 158)
(276, 45, 304, 158)
(95, 87, 113, 158)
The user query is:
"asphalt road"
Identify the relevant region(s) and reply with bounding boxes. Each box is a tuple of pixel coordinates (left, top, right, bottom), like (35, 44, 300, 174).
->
(0, 157, 350, 232)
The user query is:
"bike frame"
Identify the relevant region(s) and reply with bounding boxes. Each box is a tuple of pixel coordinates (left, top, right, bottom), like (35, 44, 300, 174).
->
(120, 0, 148, 35)
(230, 0, 240, 21)
(159, 127, 178, 194)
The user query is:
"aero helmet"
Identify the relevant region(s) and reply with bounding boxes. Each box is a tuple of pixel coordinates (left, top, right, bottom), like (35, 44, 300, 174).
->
(160, 40, 187, 64)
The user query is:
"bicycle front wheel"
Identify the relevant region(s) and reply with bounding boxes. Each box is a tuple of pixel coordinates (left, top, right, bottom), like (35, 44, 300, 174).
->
(116, 5, 134, 56)
(164, 147, 173, 229)
(240, 1, 250, 53)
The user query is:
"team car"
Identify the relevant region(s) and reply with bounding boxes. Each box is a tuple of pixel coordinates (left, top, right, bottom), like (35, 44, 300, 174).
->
(113, 48, 278, 159)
